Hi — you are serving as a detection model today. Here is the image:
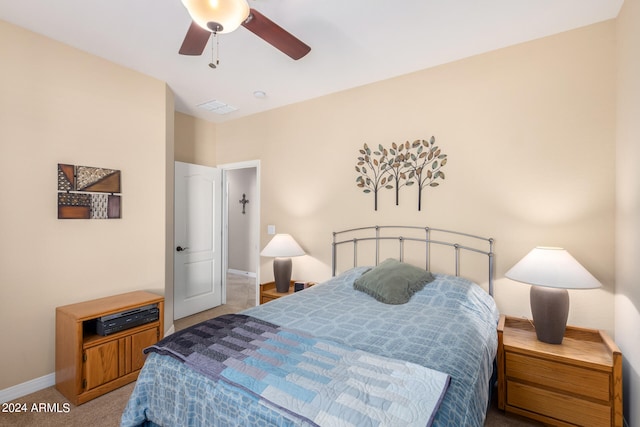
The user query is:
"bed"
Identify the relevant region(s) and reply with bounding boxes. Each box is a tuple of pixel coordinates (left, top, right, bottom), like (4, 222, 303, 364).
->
(121, 226, 499, 427)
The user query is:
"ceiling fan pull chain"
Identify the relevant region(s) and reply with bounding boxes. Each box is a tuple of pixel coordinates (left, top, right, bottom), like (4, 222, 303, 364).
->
(209, 32, 220, 69)
(216, 32, 220, 67)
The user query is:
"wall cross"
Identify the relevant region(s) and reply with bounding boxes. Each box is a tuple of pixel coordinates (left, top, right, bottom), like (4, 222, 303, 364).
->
(239, 193, 249, 214)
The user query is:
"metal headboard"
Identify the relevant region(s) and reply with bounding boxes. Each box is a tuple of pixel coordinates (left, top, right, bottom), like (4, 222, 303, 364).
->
(332, 225, 495, 296)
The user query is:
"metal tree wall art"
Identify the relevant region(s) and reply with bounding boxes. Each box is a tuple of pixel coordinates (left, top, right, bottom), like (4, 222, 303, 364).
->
(355, 143, 392, 211)
(385, 141, 414, 206)
(407, 137, 447, 211)
(355, 137, 447, 211)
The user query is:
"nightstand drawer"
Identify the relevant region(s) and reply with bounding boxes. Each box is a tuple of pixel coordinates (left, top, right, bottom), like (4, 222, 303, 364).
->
(261, 295, 278, 304)
(260, 281, 314, 304)
(506, 352, 610, 401)
(498, 316, 622, 427)
(507, 381, 611, 426)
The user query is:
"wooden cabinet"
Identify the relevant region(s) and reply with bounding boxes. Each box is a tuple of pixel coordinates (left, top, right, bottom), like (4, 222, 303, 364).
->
(55, 291, 164, 405)
(497, 315, 623, 426)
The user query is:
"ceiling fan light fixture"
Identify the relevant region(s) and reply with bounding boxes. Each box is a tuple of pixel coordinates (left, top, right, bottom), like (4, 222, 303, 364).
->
(181, 0, 250, 34)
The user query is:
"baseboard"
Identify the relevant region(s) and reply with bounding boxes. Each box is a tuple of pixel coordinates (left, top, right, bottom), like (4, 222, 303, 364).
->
(165, 323, 175, 336)
(227, 269, 256, 278)
(0, 372, 55, 403)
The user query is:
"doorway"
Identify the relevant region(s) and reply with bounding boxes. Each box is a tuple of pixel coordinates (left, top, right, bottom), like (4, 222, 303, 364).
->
(221, 161, 260, 307)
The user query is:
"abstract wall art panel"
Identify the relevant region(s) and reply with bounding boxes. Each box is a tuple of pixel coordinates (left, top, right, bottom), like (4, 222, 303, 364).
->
(57, 164, 122, 219)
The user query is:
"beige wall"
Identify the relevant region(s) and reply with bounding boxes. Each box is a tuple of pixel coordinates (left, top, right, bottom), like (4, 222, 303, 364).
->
(616, 0, 640, 423)
(0, 21, 171, 390)
(174, 112, 216, 166)
(216, 22, 617, 334)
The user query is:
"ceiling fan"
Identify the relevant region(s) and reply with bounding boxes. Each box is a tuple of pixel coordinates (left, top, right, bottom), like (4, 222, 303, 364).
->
(179, 0, 311, 60)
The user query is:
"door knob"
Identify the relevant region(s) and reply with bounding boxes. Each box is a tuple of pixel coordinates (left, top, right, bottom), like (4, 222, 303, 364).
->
(176, 246, 189, 252)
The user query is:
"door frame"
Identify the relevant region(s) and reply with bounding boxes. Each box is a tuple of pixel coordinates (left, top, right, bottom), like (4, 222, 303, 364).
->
(219, 160, 261, 306)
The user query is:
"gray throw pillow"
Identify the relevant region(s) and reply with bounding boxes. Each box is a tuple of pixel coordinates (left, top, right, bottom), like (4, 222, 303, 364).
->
(353, 258, 435, 304)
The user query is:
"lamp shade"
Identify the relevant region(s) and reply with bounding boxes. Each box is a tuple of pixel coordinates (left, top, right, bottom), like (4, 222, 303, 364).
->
(260, 234, 305, 258)
(181, 0, 250, 33)
(505, 247, 601, 289)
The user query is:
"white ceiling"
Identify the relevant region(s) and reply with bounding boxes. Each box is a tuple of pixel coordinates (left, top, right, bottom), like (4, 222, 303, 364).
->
(0, 0, 623, 123)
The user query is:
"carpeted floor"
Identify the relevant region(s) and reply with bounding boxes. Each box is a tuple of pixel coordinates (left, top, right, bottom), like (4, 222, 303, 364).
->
(1, 382, 541, 427)
(2, 273, 541, 426)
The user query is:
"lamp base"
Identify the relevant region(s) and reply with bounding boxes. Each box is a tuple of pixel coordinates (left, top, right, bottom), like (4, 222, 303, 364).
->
(530, 286, 569, 344)
(273, 257, 292, 293)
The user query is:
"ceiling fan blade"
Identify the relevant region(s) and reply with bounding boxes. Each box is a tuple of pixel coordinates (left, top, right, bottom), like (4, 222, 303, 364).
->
(179, 21, 211, 55)
(242, 8, 311, 60)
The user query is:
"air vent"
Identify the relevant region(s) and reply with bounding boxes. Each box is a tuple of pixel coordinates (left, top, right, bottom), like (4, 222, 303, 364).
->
(197, 99, 238, 115)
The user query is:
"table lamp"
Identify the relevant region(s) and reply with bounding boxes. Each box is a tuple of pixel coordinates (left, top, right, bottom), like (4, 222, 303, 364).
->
(505, 247, 601, 344)
(260, 234, 305, 293)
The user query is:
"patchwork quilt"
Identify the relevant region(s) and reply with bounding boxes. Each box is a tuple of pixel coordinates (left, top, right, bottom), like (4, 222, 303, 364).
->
(144, 314, 450, 427)
(121, 269, 499, 427)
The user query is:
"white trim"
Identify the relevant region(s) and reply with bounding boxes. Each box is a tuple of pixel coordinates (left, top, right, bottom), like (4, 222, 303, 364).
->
(0, 373, 55, 403)
(217, 160, 260, 171)
(165, 323, 176, 337)
(221, 175, 228, 305)
(227, 269, 257, 278)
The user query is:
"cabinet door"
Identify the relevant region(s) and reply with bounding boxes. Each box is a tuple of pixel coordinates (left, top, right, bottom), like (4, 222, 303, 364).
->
(84, 340, 119, 390)
(131, 327, 158, 371)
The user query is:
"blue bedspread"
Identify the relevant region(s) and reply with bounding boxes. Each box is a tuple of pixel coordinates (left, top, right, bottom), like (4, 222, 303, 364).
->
(121, 268, 499, 427)
(142, 314, 450, 427)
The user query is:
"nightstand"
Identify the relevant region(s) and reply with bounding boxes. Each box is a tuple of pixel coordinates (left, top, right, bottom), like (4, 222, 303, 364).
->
(260, 281, 314, 304)
(497, 315, 623, 427)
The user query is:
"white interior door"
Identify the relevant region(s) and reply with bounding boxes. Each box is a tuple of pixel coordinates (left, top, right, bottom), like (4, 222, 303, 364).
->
(174, 161, 223, 319)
